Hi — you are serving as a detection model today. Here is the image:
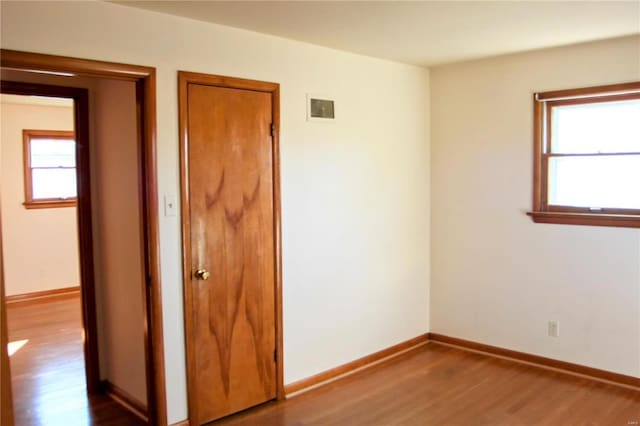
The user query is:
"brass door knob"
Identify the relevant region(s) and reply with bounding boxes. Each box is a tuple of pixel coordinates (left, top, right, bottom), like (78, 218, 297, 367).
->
(195, 269, 211, 280)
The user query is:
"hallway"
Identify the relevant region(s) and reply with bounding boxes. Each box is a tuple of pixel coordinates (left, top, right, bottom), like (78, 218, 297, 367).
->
(6, 296, 144, 426)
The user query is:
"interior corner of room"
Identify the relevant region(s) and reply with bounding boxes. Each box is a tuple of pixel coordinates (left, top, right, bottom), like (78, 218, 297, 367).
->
(0, 1, 639, 426)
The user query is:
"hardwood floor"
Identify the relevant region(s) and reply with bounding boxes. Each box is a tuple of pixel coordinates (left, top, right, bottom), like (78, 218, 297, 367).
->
(9, 294, 638, 425)
(6, 296, 144, 426)
(212, 343, 640, 426)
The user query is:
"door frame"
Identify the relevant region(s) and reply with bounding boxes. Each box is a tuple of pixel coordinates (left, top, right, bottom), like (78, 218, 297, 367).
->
(0, 80, 100, 393)
(0, 205, 14, 426)
(178, 71, 284, 424)
(0, 49, 167, 426)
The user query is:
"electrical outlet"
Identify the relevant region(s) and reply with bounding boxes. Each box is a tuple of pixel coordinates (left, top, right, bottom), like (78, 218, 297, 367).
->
(548, 320, 559, 337)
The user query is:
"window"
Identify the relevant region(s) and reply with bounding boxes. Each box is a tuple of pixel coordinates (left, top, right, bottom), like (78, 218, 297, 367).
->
(22, 129, 77, 209)
(528, 82, 640, 228)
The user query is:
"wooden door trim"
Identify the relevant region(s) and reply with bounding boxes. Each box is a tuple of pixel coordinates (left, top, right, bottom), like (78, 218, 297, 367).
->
(0, 80, 100, 394)
(0, 204, 14, 426)
(1, 49, 154, 80)
(0, 49, 167, 426)
(178, 70, 284, 425)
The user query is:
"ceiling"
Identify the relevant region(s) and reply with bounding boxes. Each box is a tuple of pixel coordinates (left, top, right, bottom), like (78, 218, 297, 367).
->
(113, 1, 640, 67)
(1, 94, 73, 108)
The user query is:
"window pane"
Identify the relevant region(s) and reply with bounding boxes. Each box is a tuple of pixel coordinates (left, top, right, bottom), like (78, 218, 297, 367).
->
(551, 99, 640, 154)
(548, 155, 640, 209)
(32, 168, 77, 200)
(30, 138, 75, 167)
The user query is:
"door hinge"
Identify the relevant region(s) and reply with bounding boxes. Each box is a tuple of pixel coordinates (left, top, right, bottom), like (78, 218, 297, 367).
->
(270, 123, 276, 138)
(274, 349, 278, 363)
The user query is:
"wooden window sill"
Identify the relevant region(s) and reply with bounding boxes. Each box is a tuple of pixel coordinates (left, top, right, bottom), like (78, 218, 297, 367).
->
(23, 200, 77, 209)
(527, 211, 640, 228)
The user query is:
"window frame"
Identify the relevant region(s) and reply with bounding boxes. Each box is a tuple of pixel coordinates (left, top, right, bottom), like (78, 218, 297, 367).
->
(22, 129, 77, 209)
(528, 81, 640, 228)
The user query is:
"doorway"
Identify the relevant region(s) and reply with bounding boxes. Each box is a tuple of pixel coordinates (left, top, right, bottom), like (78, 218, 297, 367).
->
(178, 71, 284, 425)
(0, 89, 104, 424)
(0, 50, 166, 426)
(0, 83, 99, 393)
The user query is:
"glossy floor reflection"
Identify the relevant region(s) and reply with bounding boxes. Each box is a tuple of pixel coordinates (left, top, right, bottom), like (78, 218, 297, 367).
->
(7, 296, 144, 426)
(211, 343, 640, 426)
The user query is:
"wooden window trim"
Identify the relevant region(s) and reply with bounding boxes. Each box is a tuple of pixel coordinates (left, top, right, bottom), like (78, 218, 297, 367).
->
(22, 129, 77, 209)
(528, 81, 640, 228)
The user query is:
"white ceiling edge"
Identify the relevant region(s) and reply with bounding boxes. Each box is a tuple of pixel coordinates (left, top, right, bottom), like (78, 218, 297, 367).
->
(430, 33, 640, 70)
(1, 94, 74, 108)
(110, 1, 640, 68)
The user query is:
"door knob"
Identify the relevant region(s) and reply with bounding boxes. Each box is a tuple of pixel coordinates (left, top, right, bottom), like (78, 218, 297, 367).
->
(195, 269, 211, 280)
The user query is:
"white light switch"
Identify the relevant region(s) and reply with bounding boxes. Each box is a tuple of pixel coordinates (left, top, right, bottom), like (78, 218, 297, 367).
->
(164, 195, 177, 217)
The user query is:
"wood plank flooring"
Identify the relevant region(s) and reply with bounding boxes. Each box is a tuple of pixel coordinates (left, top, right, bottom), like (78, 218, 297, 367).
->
(9, 294, 638, 426)
(6, 296, 144, 426)
(212, 343, 640, 426)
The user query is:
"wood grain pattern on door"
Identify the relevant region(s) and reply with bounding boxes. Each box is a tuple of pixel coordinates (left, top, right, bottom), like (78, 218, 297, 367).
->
(184, 81, 277, 424)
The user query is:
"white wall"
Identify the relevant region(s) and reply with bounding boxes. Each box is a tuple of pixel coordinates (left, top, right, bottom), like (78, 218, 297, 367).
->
(0, 99, 80, 296)
(92, 78, 147, 405)
(0, 2, 431, 422)
(431, 35, 640, 378)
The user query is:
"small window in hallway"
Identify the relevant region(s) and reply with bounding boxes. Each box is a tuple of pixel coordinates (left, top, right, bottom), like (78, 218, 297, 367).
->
(22, 129, 77, 209)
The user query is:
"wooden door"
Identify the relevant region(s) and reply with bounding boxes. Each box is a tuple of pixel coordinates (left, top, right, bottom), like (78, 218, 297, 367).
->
(180, 72, 281, 425)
